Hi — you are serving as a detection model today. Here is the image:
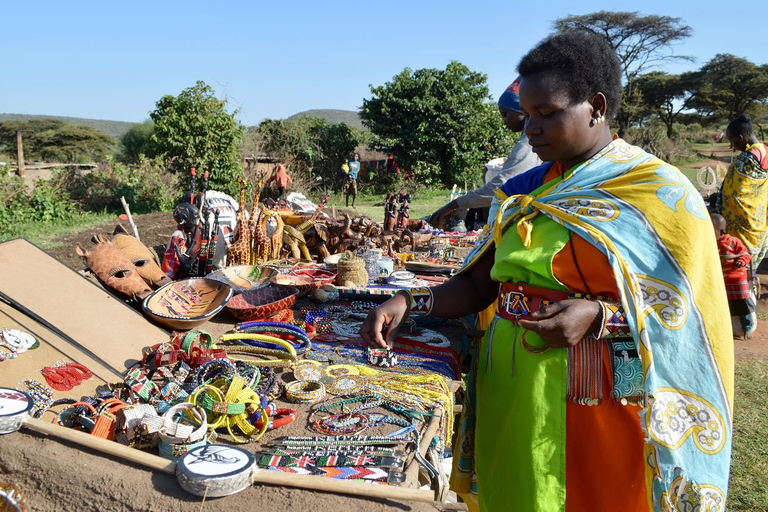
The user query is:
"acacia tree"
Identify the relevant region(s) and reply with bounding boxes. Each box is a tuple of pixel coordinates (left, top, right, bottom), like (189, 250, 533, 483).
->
(150, 81, 244, 196)
(361, 61, 514, 186)
(554, 11, 692, 135)
(635, 71, 696, 138)
(687, 54, 768, 121)
(0, 119, 115, 162)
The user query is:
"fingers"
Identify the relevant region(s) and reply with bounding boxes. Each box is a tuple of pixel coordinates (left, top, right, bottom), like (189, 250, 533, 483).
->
(384, 313, 404, 346)
(370, 313, 388, 348)
(528, 301, 566, 320)
(517, 317, 558, 334)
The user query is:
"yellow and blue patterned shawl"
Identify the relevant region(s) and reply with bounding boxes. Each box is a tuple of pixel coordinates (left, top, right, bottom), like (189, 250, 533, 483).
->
(462, 139, 733, 511)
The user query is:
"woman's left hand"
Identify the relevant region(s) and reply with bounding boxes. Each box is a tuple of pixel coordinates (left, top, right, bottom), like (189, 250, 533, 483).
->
(517, 299, 602, 348)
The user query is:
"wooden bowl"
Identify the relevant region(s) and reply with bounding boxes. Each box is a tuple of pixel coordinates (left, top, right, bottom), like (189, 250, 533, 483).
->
(142, 278, 233, 330)
(226, 286, 300, 320)
(270, 274, 315, 297)
(288, 267, 337, 288)
(205, 265, 277, 293)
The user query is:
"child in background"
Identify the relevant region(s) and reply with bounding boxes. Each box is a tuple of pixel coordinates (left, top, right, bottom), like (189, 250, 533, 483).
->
(712, 213, 757, 338)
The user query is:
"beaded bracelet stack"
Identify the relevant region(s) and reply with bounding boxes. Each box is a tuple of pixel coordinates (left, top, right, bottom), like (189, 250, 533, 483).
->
(157, 403, 209, 461)
(285, 380, 326, 404)
(20, 379, 53, 418)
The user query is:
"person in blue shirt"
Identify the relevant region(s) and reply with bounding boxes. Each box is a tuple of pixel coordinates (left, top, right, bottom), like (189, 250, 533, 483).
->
(344, 153, 361, 207)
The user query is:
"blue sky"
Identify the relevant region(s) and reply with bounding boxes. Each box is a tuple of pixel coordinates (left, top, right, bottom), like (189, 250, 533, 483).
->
(1, 1, 758, 127)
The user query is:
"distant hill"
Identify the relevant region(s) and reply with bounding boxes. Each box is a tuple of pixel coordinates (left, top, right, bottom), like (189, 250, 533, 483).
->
(0, 114, 137, 140)
(287, 109, 366, 131)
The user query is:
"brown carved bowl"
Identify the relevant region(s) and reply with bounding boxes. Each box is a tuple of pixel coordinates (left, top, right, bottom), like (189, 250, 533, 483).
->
(226, 285, 300, 320)
(142, 278, 233, 330)
(269, 274, 315, 297)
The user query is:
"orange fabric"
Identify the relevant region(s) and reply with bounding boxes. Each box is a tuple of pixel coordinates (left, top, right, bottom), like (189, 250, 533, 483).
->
(544, 162, 648, 512)
(272, 165, 293, 187)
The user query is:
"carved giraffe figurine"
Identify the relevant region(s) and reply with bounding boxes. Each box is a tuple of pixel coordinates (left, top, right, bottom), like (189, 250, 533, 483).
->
(226, 176, 252, 266)
(248, 176, 270, 264)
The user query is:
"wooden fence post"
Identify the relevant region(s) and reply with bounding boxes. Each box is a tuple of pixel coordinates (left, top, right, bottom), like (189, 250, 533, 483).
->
(16, 131, 25, 177)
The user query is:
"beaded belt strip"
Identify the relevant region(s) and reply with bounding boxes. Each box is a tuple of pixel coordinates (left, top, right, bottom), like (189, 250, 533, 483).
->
(261, 447, 406, 458)
(257, 454, 405, 470)
(494, 282, 638, 407)
(265, 465, 406, 483)
(269, 435, 408, 447)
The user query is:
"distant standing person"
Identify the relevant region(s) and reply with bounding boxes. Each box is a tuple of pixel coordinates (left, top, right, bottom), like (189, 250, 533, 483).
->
(344, 153, 361, 207)
(717, 114, 768, 268)
(269, 164, 293, 200)
(428, 78, 542, 231)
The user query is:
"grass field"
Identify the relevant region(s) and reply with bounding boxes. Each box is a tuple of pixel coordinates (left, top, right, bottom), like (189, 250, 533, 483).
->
(730, 361, 768, 510)
(326, 188, 452, 221)
(1, 212, 113, 250)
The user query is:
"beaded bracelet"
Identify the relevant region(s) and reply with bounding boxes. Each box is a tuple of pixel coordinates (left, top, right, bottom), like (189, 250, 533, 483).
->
(220, 333, 298, 359)
(158, 436, 209, 462)
(249, 408, 298, 431)
(189, 376, 267, 443)
(595, 301, 632, 339)
(158, 403, 208, 444)
(232, 325, 311, 354)
(193, 358, 238, 388)
(285, 380, 326, 404)
(224, 346, 296, 367)
(312, 413, 369, 435)
(396, 287, 434, 317)
(21, 378, 53, 418)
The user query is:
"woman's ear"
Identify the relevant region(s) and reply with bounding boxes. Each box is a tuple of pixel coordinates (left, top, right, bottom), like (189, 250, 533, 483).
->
(590, 93, 608, 120)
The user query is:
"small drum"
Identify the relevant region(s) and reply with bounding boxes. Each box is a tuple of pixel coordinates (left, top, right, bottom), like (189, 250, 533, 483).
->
(0, 387, 33, 435)
(176, 444, 256, 497)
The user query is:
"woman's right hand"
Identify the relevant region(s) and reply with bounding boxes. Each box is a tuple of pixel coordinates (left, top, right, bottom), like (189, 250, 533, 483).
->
(359, 292, 410, 348)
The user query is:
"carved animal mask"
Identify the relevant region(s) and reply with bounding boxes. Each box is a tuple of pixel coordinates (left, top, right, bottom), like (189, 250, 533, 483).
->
(111, 232, 171, 288)
(75, 235, 152, 301)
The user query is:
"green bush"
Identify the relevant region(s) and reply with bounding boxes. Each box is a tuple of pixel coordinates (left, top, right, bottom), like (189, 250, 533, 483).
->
(0, 168, 79, 239)
(53, 157, 182, 214)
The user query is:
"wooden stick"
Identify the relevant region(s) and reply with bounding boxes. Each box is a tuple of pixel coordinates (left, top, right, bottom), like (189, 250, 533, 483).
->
(23, 417, 176, 474)
(120, 196, 140, 241)
(22, 417, 437, 503)
(252, 470, 435, 503)
(403, 412, 442, 488)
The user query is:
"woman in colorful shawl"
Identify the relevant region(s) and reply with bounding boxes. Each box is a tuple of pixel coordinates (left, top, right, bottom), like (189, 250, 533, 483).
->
(361, 31, 733, 512)
(718, 113, 768, 268)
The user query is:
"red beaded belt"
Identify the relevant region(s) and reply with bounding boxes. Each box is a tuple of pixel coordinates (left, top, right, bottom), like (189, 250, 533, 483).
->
(496, 283, 569, 323)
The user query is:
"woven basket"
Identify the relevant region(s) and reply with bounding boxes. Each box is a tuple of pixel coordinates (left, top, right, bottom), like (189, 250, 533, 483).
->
(335, 252, 368, 287)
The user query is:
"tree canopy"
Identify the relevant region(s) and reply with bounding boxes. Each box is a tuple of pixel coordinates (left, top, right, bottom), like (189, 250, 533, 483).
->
(554, 11, 692, 135)
(150, 81, 244, 196)
(118, 120, 156, 164)
(0, 119, 115, 163)
(686, 54, 768, 121)
(361, 61, 515, 186)
(248, 117, 364, 188)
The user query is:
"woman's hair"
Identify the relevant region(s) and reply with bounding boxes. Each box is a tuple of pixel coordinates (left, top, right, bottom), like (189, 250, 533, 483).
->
(517, 31, 622, 120)
(727, 114, 754, 138)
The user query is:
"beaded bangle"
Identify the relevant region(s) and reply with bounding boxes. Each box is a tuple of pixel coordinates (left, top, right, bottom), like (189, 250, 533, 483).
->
(396, 287, 434, 317)
(158, 437, 209, 462)
(232, 325, 311, 354)
(223, 346, 296, 367)
(189, 377, 267, 443)
(595, 301, 632, 339)
(312, 413, 369, 435)
(219, 333, 298, 359)
(21, 378, 53, 419)
(249, 408, 298, 431)
(285, 380, 326, 404)
(193, 358, 238, 387)
(159, 403, 208, 444)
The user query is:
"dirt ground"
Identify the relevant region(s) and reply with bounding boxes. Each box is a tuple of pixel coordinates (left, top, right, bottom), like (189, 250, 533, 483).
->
(3, 209, 767, 511)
